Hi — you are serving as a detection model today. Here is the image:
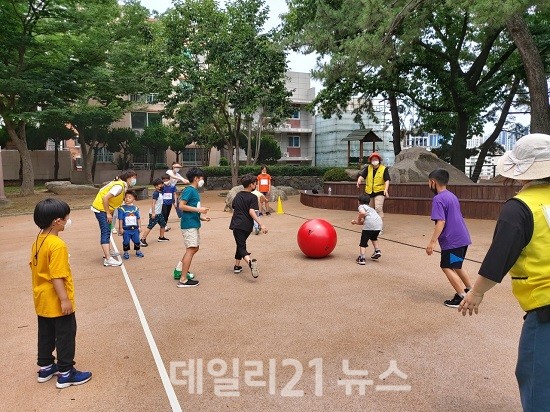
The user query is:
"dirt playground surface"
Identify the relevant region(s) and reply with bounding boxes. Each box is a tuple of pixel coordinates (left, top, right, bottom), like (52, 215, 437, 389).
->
(0, 191, 523, 411)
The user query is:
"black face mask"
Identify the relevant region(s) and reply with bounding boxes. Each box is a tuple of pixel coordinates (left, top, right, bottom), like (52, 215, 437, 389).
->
(430, 183, 438, 195)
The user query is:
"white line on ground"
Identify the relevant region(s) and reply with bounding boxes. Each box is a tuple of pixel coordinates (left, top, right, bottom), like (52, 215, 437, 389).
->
(110, 239, 183, 412)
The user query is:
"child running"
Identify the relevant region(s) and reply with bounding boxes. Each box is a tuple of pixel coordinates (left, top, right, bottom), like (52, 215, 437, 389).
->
(230, 174, 268, 278)
(425, 169, 473, 308)
(161, 173, 178, 232)
(173, 167, 210, 287)
(117, 191, 144, 259)
(140, 178, 169, 246)
(351, 194, 383, 264)
(30, 198, 92, 388)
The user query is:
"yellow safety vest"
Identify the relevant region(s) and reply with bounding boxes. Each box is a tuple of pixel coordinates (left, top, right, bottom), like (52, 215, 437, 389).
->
(510, 183, 550, 311)
(365, 164, 387, 194)
(91, 180, 126, 213)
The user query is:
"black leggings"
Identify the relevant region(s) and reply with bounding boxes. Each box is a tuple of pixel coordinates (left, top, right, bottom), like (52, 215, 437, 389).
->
(233, 229, 251, 260)
(161, 204, 172, 223)
(37, 313, 76, 372)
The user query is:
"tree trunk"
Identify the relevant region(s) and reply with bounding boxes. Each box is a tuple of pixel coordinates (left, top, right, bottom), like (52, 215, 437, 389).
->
(78, 135, 94, 184)
(246, 120, 252, 165)
(388, 92, 402, 156)
(506, 13, 550, 134)
(5, 120, 34, 195)
(471, 77, 519, 182)
(54, 144, 59, 180)
(253, 123, 262, 165)
(451, 113, 469, 172)
(92, 147, 99, 183)
(149, 150, 156, 183)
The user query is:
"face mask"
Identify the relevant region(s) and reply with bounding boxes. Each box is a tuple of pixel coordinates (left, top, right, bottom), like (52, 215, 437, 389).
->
(174, 168, 180, 173)
(129, 178, 137, 187)
(61, 218, 72, 230)
(429, 183, 438, 195)
(371, 160, 380, 166)
(198, 179, 205, 188)
(163, 181, 170, 187)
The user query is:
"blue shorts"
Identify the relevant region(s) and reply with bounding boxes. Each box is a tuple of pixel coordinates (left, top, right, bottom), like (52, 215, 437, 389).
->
(147, 213, 166, 229)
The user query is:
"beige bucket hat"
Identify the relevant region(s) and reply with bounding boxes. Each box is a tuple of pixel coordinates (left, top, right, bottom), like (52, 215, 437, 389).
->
(496, 133, 550, 180)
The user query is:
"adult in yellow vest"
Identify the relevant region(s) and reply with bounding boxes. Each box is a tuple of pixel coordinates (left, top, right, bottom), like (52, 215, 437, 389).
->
(458, 134, 550, 412)
(356, 152, 390, 219)
(91, 169, 137, 267)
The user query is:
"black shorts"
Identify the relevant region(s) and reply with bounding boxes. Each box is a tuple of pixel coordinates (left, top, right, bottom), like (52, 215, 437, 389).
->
(359, 230, 380, 247)
(440, 246, 468, 269)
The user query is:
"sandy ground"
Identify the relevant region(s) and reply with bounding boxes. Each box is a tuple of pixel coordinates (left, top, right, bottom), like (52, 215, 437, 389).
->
(0, 191, 523, 411)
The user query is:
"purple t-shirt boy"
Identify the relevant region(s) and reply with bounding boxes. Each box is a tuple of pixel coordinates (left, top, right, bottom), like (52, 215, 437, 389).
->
(430, 189, 471, 250)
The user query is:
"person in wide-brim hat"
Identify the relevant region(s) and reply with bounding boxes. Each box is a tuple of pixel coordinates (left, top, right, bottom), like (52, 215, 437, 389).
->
(459, 133, 550, 411)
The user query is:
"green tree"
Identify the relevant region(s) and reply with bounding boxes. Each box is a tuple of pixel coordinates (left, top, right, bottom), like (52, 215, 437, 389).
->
(157, 0, 291, 185)
(0, 0, 153, 193)
(140, 124, 169, 183)
(245, 135, 282, 164)
(106, 128, 139, 170)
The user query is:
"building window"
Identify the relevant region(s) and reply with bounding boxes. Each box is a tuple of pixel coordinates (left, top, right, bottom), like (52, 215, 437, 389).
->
(96, 147, 114, 163)
(131, 112, 163, 129)
(288, 136, 300, 148)
(130, 93, 159, 104)
(290, 108, 300, 119)
(182, 148, 206, 165)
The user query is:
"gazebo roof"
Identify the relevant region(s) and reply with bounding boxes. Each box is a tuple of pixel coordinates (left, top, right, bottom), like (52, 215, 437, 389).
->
(341, 129, 383, 143)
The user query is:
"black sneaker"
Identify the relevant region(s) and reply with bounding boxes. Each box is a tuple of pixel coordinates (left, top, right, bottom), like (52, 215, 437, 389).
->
(177, 279, 200, 288)
(158, 237, 170, 242)
(464, 288, 471, 293)
(140, 239, 148, 247)
(444, 293, 464, 308)
(249, 259, 259, 278)
(356, 256, 366, 265)
(371, 250, 382, 260)
(234, 265, 243, 273)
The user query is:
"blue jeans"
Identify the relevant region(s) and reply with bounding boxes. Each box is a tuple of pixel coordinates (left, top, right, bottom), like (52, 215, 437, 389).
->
(516, 311, 550, 412)
(122, 228, 141, 251)
(94, 211, 111, 245)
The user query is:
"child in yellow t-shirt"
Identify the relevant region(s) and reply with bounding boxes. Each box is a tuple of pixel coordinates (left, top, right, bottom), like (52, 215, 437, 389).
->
(30, 199, 92, 388)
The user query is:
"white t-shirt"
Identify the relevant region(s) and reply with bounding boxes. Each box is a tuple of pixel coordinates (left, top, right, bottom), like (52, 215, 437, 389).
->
(359, 204, 383, 231)
(150, 191, 164, 214)
(166, 169, 184, 186)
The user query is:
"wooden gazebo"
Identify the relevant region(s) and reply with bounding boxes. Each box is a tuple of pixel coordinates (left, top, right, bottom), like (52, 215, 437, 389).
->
(341, 129, 383, 167)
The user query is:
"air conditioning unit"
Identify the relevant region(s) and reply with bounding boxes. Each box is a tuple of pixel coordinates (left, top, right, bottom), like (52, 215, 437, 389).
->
(283, 123, 291, 128)
(283, 152, 289, 157)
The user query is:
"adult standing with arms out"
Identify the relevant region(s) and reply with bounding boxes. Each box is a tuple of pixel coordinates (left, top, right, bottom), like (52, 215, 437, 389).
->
(356, 152, 390, 223)
(459, 134, 550, 412)
(166, 162, 190, 222)
(91, 169, 137, 267)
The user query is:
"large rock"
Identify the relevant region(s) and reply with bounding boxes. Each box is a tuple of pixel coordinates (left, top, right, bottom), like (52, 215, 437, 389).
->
(224, 185, 287, 212)
(389, 147, 475, 184)
(47, 182, 99, 195)
(276, 186, 300, 196)
(45, 181, 71, 192)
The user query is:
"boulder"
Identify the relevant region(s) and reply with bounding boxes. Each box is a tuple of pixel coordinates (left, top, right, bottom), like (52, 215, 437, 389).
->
(224, 185, 288, 212)
(47, 183, 99, 195)
(389, 147, 475, 184)
(274, 186, 300, 197)
(45, 181, 71, 192)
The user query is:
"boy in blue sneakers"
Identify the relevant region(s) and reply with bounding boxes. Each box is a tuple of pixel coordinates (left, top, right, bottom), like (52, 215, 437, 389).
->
(117, 190, 144, 259)
(31, 199, 92, 388)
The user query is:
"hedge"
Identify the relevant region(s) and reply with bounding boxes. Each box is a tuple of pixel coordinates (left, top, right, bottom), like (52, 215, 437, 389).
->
(202, 165, 334, 177)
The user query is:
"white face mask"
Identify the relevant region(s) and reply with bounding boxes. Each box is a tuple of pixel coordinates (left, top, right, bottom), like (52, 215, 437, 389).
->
(198, 179, 205, 188)
(61, 218, 72, 230)
(371, 160, 380, 166)
(174, 168, 180, 173)
(129, 178, 137, 187)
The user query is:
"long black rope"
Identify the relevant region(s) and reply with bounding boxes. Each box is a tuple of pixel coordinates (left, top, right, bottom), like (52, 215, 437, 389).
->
(283, 212, 484, 264)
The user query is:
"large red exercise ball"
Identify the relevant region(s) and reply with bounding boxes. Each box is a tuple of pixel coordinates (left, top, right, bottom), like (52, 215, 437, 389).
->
(297, 219, 337, 258)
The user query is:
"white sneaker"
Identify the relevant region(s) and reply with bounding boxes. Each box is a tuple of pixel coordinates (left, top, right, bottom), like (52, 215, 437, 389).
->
(103, 257, 122, 267)
(110, 250, 120, 257)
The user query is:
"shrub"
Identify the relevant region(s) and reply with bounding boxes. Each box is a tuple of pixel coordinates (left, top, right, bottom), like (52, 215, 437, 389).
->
(219, 157, 229, 166)
(323, 168, 353, 182)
